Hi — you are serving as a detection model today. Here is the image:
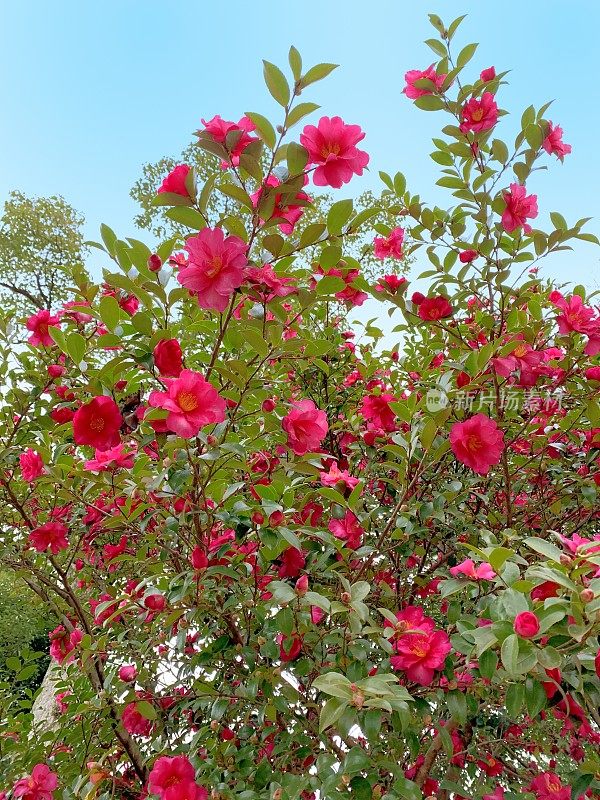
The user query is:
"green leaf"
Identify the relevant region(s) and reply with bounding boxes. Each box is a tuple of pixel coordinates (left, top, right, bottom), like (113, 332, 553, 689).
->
(446, 690, 467, 723)
(319, 696, 347, 732)
(500, 633, 519, 674)
(478, 649, 498, 680)
(287, 142, 309, 176)
(245, 112, 277, 150)
(456, 42, 478, 69)
(492, 139, 509, 164)
(99, 295, 121, 331)
(288, 46, 302, 80)
(525, 678, 546, 717)
(350, 776, 372, 800)
(300, 63, 338, 88)
(414, 94, 444, 111)
(262, 60, 290, 106)
(363, 708, 381, 741)
(165, 206, 207, 230)
(505, 682, 524, 718)
(316, 276, 346, 296)
(286, 102, 320, 128)
(327, 199, 354, 235)
(66, 332, 86, 365)
(135, 700, 157, 720)
(100, 223, 117, 256)
(524, 537, 562, 563)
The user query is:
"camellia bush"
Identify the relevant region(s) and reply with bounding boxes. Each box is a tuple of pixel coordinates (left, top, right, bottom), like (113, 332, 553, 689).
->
(2, 12, 600, 800)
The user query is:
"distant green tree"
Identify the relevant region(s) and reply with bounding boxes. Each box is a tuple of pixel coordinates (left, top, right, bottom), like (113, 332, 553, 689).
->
(0, 191, 88, 315)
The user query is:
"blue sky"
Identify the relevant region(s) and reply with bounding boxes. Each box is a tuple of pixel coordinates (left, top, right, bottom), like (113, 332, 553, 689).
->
(1, 0, 599, 305)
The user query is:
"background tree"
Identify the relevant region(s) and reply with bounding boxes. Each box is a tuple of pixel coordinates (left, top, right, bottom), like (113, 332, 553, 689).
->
(0, 190, 88, 315)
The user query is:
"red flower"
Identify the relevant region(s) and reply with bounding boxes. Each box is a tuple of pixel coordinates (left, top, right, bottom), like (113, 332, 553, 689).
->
(360, 393, 397, 432)
(84, 443, 135, 472)
(282, 399, 328, 455)
(20, 448, 45, 481)
(300, 116, 369, 188)
(178, 227, 248, 313)
(513, 611, 540, 638)
(460, 92, 498, 133)
(417, 296, 453, 321)
(148, 369, 226, 438)
(542, 122, 571, 161)
(29, 522, 69, 554)
(250, 174, 311, 234)
(49, 625, 82, 664)
(26, 309, 61, 347)
(328, 511, 364, 550)
(154, 339, 184, 378)
(157, 165, 193, 199)
(390, 606, 451, 685)
(459, 249, 478, 263)
(480, 66, 496, 82)
(12, 764, 58, 800)
(375, 274, 407, 294)
(73, 396, 123, 451)
(278, 633, 303, 662)
(450, 413, 504, 475)
(501, 183, 538, 234)
(374, 227, 404, 259)
(200, 115, 257, 167)
(278, 547, 306, 578)
(529, 773, 570, 800)
(122, 701, 155, 736)
(148, 755, 208, 800)
(403, 64, 446, 99)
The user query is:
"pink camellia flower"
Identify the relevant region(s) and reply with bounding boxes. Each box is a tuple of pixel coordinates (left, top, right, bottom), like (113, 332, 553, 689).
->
(148, 755, 207, 800)
(49, 625, 82, 664)
(418, 296, 453, 321)
(390, 605, 451, 685)
(200, 114, 257, 167)
(282, 399, 328, 455)
(12, 764, 58, 800)
(320, 464, 359, 492)
(329, 510, 364, 550)
(459, 249, 478, 263)
(450, 559, 495, 581)
(360, 393, 397, 433)
(178, 227, 248, 313)
(460, 92, 499, 133)
(250, 174, 311, 234)
(491, 339, 544, 387)
(278, 546, 306, 578)
(480, 66, 496, 82)
(403, 64, 446, 99)
(300, 116, 369, 188)
(585, 366, 600, 382)
(278, 632, 303, 662)
(514, 611, 540, 638)
(122, 701, 154, 737)
(73, 396, 123, 451)
(148, 369, 226, 439)
(26, 309, 61, 347)
(154, 339, 184, 378)
(118, 664, 137, 683)
(501, 183, 538, 234)
(542, 122, 571, 161)
(29, 522, 69, 554)
(374, 227, 405, 260)
(450, 413, 504, 475)
(20, 448, 45, 481)
(157, 164, 192, 199)
(529, 773, 570, 800)
(549, 291, 596, 334)
(375, 274, 407, 293)
(595, 648, 600, 679)
(84, 443, 136, 472)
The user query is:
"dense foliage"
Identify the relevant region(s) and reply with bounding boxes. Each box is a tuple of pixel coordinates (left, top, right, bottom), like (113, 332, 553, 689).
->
(1, 13, 599, 800)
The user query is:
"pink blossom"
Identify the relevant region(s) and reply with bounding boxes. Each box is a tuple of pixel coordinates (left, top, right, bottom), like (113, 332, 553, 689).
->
(460, 92, 499, 133)
(449, 559, 495, 581)
(157, 164, 192, 198)
(375, 274, 407, 293)
(84, 443, 136, 472)
(29, 522, 69, 554)
(282, 399, 328, 455)
(450, 413, 504, 475)
(320, 464, 359, 491)
(26, 310, 61, 347)
(179, 227, 248, 312)
(543, 122, 571, 160)
(148, 755, 207, 800)
(360, 393, 397, 432)
(328, 511, 364, 550)
(149, 369, 226, 438)
(418, 296, 453, 321)
(529, 773, 570, 800)
(501, 183, 538, 234)
(300, 116, 369, 188)
(513, 611, 540, 638)
(13, 764, 58, 800)
(403, 65, 446, 99)
(49, 625, 82, 664)
(390, 606, 451, 685)
(480, 66, 496, 82)
(20, 448, 45, 481)
(200, 115, 257, 167)
(374, 227, 404, 259)
(250, 174, 311, 233)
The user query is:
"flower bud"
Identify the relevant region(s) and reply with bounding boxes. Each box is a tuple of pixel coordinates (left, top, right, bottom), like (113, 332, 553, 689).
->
(148, 254, 162, 272)
(118, 664, 137, 683)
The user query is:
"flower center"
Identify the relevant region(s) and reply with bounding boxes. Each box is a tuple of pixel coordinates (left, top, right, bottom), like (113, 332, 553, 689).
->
(466, 434, 481, 453)
(513, 344, 527, 357)
(321, 142, 341, 158)
(206, 255, 224, 278)
(90, 416, 105, 432)
(177, 391, 199, 412)
(410, 638, 429, 658)
(471, 107, 484, 122)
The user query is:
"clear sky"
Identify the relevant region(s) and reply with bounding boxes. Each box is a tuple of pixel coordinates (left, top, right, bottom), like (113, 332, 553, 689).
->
(1, 0, 599, 314)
